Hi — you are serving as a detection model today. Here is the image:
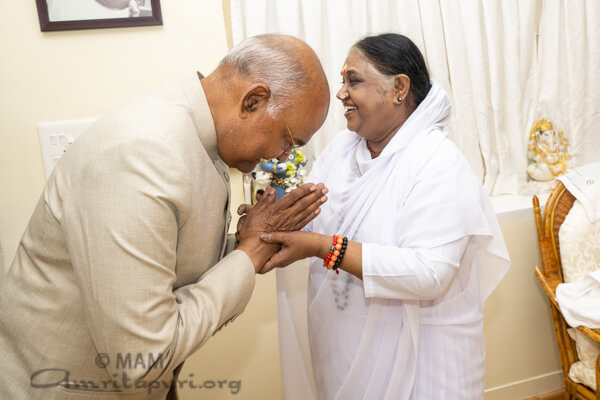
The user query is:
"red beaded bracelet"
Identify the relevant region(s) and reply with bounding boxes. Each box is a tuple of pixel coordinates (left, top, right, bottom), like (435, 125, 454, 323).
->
(323, 235, 339, 267)
(323, 235, 346, 274)
(332, 237, 348, 274)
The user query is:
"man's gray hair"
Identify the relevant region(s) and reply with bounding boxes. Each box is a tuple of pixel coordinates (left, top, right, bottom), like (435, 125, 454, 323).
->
(220, 34, 310, 117)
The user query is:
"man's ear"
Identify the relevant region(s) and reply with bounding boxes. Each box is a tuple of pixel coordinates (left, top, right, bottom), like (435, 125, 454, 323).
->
(240, 84, 271, 117)
(393, 74, 411, 104)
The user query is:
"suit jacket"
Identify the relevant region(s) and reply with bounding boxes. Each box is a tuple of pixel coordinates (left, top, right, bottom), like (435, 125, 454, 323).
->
(0, 74, 256, 399)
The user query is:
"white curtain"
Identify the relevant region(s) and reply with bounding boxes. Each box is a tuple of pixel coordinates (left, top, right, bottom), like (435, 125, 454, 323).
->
(537, 0, 600, 176)
(230, 0, 600, 196)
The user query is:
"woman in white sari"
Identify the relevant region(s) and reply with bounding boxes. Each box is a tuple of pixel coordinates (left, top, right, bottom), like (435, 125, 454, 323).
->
(261, 34, 510, 400)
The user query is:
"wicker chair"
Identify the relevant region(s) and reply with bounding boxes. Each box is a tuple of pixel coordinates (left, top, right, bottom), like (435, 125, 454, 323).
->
(533, 181, 600, 399)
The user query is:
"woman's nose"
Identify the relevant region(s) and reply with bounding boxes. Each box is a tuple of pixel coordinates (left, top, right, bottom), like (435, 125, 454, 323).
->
(336, 87, 348, 101)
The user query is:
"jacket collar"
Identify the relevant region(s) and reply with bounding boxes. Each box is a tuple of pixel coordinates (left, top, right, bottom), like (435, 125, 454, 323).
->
(182, 72, 221, 164)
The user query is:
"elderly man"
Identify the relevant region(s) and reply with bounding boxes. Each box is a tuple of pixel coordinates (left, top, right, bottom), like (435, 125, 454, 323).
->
(0, 34, 329, 399)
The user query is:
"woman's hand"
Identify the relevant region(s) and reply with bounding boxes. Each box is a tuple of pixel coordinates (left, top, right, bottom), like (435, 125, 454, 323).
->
(258, 231, 323, 274)
(262, 231, 364, 279)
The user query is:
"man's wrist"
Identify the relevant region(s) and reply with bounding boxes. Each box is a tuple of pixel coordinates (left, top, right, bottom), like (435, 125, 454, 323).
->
(235, 242, 262, 273)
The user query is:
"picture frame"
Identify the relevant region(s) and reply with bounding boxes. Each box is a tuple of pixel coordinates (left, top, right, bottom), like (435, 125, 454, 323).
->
(35, 0, 162, 32)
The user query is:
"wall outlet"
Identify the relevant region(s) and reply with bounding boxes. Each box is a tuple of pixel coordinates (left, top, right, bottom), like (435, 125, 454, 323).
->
(38, 119, 96, 179)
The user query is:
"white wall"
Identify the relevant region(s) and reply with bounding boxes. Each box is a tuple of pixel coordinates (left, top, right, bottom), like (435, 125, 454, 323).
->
(484, 216, 562, 399)
(0, 1, 561, 399)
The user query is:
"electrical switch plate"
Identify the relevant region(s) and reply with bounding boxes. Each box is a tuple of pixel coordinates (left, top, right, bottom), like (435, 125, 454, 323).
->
(38, 119, 96, 179)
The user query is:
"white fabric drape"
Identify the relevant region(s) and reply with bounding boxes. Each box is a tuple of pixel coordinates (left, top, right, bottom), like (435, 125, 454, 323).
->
(230, 0, 600, 195)
(437, 0, 539, 194)
(557, 269, 600, 329)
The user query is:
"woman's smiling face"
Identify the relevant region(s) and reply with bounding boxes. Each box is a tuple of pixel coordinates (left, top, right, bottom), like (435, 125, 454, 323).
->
(336, 49, 398, 141)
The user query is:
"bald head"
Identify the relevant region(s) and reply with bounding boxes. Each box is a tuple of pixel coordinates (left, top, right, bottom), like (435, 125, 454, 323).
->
(218, 34, 329, 117)
(202, 35, 329, 172)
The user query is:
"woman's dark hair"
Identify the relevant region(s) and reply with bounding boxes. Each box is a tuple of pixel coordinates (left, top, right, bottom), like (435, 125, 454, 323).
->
(353, 33, 431, 107)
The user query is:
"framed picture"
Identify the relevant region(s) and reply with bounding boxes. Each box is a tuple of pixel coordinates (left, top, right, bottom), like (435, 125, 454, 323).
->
(35, 0, 162, 32)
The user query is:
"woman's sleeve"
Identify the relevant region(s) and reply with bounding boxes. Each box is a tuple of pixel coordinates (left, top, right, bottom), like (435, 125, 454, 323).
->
(362, 236, 469, 300)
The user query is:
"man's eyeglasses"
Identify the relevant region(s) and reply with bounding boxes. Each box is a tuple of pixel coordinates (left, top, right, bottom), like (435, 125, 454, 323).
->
(284, 120, 298, 150)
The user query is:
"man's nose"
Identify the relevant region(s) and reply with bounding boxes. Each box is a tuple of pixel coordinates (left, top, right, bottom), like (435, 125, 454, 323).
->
(277, 148, 293, 162)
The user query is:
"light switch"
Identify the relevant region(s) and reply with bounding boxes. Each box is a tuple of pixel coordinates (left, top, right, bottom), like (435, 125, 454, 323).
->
(38, 119, 97, 179)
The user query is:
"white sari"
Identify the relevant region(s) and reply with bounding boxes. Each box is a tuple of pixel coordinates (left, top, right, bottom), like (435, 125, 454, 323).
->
(276, 81, 510, 399)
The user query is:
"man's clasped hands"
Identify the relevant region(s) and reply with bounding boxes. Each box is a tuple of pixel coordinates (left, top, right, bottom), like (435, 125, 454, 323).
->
(234, 183, 328, 274)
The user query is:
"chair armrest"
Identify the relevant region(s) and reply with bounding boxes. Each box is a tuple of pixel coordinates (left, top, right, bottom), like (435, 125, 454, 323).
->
(534, 265, 561, 308)
(579, 326, 600, 343)
(536, 266, 600, 342)
(596, 354, 600, 400)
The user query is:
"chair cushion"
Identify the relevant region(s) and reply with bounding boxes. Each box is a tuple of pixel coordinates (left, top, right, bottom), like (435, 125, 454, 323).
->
(567, 329, 598, 390)
(560, 200, 600, 390)
(560, 200, 600, 284)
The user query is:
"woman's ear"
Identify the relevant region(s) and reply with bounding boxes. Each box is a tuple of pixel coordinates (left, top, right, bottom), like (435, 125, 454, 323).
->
(393, 74, 410, 104)
(240, 84, 271, 118)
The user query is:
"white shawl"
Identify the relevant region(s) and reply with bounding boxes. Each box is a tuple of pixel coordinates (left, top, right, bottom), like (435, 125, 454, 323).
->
(276, 81, 510, 399)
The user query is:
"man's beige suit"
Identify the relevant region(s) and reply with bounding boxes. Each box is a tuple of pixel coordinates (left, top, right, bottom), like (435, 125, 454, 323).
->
(0, 74, 256, 399)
